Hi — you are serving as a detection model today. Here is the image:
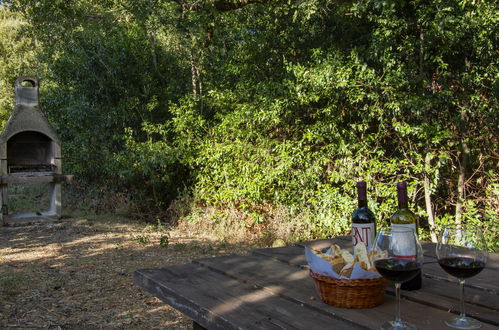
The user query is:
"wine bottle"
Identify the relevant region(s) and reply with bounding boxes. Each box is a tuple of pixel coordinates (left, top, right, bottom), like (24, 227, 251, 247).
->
(390, 182, 422, 290)
(352, 181, 376, 249)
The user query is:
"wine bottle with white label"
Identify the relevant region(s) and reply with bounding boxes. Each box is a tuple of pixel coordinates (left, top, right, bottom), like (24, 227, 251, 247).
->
(352, 181, 376, 249)
(390, 182, 422, 290)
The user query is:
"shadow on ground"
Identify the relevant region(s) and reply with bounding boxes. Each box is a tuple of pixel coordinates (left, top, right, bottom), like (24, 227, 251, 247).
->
(0, 217, 252, 329)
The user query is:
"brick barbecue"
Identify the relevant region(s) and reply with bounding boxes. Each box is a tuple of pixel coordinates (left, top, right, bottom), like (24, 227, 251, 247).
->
(0, 77, 73, 225)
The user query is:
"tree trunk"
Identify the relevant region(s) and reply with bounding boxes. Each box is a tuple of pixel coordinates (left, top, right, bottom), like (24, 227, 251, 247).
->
(190, 50, 204, 113)
(423, 154, 437, 242)
(148, 28, 167, 87)
(191, 54, 198, 97)
(455, 109, 470, 225)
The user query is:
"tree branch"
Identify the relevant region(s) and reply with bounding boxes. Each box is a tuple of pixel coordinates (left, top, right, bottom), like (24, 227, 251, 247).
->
(213, 0, 272, 11)
(171, 0, 280, 12)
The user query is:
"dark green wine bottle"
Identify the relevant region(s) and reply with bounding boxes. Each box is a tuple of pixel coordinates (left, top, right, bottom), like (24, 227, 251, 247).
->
(390, 182, 422, 290)
(352, 181, 376, 249)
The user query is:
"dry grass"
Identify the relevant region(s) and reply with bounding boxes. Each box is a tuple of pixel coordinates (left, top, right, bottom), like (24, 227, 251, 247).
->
(171, 202, 312, 247)
(0, 216, 253, 329)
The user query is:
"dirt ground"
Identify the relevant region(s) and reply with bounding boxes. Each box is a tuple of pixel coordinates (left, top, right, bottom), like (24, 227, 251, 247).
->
(0, 216, 252, 329)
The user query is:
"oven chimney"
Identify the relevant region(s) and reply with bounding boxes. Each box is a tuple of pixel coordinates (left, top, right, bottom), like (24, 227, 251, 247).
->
(15, 76, 39, 105)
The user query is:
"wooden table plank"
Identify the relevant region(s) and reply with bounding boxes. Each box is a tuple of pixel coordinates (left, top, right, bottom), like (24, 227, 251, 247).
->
(195, 255, 391, 329)
(422, 262, 498, 294)
(253, 246, 309, 267)
(135, 237, 499, 330)
(253, 244, 499, 326)
(134, 264, 361, 330)
(418, 274, 498, 310)
(195, 254, 498, 329)
(384, 279, 499, 326)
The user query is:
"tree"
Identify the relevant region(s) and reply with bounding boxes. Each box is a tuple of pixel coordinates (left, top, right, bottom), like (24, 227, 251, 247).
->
(0, 7, 40, 126)
(3, 0, 496, 249)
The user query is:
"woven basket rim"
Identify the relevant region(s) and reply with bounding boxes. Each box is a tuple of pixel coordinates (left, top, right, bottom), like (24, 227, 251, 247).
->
(310, 270, 387, 286)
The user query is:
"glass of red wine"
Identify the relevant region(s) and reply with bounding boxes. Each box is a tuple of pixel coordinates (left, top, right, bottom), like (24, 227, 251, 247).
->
(436, 225, 488, 329)
(373, 228, 423, 330)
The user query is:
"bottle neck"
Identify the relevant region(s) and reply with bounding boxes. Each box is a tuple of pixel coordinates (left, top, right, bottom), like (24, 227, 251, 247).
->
(357, 182, 368, 208)
(397, 182, 409, 209)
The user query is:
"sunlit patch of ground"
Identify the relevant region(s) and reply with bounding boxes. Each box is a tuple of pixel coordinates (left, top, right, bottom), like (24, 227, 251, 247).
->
(0, 216, 252, 329)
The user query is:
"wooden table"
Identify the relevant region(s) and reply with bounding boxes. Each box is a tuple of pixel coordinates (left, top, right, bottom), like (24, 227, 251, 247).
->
(134, 236, 499, 329)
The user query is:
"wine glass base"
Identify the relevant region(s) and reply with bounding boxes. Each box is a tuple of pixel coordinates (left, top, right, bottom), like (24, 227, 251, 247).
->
(444, 315, 482, 329)
(381, 320, 417, 330)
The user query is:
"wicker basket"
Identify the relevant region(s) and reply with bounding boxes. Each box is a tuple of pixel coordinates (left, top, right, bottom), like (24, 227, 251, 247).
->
(310, 271, 387, 309)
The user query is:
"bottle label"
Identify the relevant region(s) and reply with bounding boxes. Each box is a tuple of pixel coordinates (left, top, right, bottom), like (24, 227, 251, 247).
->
(391, 224, 417, 258)
(352, 223, 375, 249)
(391, 223, 416, 231)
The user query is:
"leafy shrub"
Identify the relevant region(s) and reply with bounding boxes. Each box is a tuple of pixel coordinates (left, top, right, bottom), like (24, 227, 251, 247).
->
(3, 1, 496, 248)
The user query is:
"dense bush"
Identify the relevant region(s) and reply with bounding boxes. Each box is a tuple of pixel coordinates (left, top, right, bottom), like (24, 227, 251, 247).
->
(1, 0, 497, 248)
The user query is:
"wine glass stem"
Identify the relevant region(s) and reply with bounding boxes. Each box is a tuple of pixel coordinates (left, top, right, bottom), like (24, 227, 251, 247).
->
(395, 282, 402, 324)
(459, 279, 466, 318)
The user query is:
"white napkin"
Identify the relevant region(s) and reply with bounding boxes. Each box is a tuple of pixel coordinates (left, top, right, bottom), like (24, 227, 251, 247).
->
(305, 246, 382, 280)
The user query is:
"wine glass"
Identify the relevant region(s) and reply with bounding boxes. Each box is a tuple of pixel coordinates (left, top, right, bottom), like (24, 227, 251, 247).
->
(373, 228, 423, 330)
(436, 225, 488, 329)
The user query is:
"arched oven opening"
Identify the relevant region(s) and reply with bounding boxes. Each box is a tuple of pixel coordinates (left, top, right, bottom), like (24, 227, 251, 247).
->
(7, 131, 58, 174)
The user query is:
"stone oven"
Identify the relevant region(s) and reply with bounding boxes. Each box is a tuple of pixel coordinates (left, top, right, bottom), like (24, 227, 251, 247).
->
(0, 76, 72, 225)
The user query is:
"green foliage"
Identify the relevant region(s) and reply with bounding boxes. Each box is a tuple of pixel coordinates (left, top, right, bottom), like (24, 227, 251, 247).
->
(2, 0, 496, 247)
(184, 0, 496, 241)
(0, 8, 41, 126)
(132, 235, 150, 245)
(112, 124, 190, 209)
(146, 219, 167, 233)
(159, 235, 169, 248)
(4, 0, 191, 196)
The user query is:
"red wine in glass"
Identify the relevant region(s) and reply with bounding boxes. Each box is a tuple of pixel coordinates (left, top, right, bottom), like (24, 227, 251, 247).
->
(373, 228, 423, 330)
(375, 259, 421, 283)
(436, 226, 488, 329)
(438, 257, 486, 279)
